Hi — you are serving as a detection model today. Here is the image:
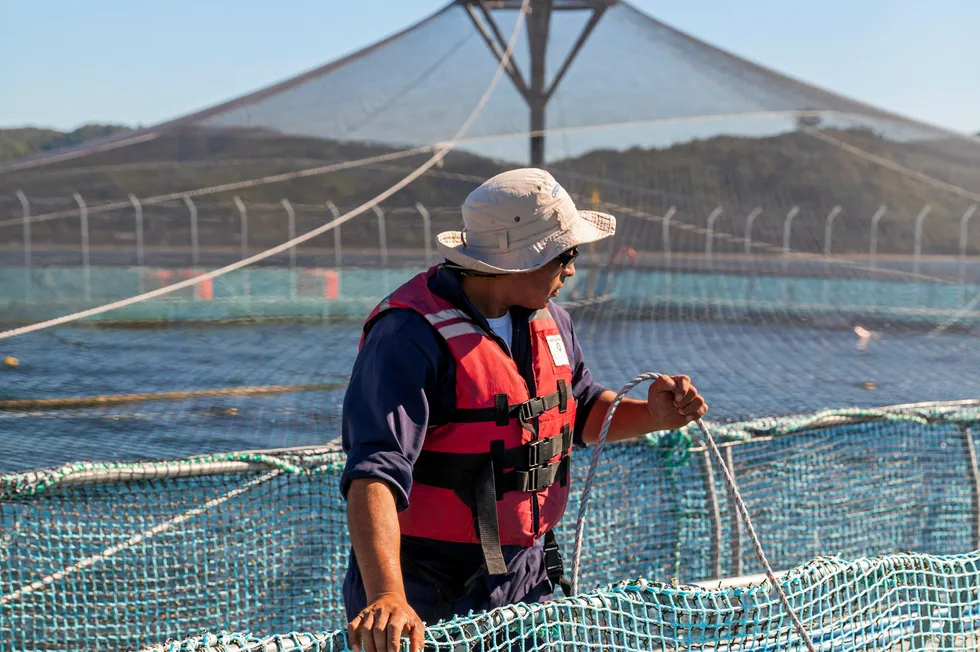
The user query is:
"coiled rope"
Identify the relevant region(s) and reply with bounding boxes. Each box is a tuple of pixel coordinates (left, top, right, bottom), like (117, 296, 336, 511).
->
(570, 372, 816, 652)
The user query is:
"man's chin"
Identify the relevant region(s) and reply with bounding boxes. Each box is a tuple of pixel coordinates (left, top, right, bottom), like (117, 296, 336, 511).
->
(516, 298, 552, 310)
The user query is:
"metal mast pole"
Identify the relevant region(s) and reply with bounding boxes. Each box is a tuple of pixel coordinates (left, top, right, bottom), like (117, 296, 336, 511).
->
(462, 0, 610, 166)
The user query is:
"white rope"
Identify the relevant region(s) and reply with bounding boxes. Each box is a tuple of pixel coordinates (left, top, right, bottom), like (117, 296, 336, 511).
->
(0, 112, 808, 229)
(927, 290, 980, 337)
(0, 0, 531, 341)
(368, 160, 974, 287)
(8, 107, 978, 229)
(570, 372, 817, 652)
(462, 107, 980, 151)
(805, 128, 980, 204)
(0, 148, 428, 228)
(0, 469, 281, 605)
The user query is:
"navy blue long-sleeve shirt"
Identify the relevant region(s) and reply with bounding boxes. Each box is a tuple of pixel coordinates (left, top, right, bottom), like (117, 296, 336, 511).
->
(340, 265, 608, 623)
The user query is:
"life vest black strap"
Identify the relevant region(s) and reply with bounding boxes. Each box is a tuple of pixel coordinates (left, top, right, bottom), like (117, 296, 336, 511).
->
(412, 425, 573, 492)
(543, 530, 571, 597)
(494, 394, 510, 427)
(475, 459, 508, 576)
(495, 455, 570, 494)
(451, 388, 570, 425)
(472, 456, 568, 578)
(411, 426, 573, 578)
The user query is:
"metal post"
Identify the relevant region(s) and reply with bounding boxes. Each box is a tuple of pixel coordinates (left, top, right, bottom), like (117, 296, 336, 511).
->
(950, 425, 977, 651)
(327, 201, 342, 268)
(743, 207, 762, 256)
(584, 190, 602, 299)
(234, 197, 248, 260)
(959, 204, 977, 283)
(703, 207, 723, 301)
(662, 206, 675, 261)
(373, 205, 389, 292)
(696, 447, 723, 580)
(781, 206, 799, 302)
(282, 198, 297, 299)
(129, 194, 144, 293)
(822, 206, 842, 305)
(373, 205, 388, 267)
(73, 193, 91, 302)
(723, 447, 743, 577)
(869, 206, 887, 271)
(781, 206, 800, 261)
(416, 202, 433, 267)
(823, 206, 842, 258)
(662, 206, 676, 301)
(704, 207, 722, 259)
(15, 191, 31, 300)
(742, 207, 762, 308)
(464, 0, 606, 168)
(530, 104, 546, 166)
(869, 206, 887, 308)
(913, 204, 931, 276)
(183, 196, 199, 268)
(963, 426, 980, 551)
(234, 196, 249, 299)
(527, 0, 553, 166)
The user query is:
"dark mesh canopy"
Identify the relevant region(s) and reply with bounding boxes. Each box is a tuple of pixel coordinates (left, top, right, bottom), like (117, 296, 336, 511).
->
(2, 0, 970, 170)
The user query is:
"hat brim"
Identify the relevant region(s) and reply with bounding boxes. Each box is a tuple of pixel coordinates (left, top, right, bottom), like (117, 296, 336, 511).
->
(436, 210, 616, 274)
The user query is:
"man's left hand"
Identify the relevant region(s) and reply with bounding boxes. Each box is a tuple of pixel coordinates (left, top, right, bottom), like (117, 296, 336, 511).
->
(646, 374, 707, 431)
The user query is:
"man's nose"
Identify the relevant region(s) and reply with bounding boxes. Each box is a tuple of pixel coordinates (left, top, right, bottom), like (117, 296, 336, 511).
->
(561, 262, 575, 278)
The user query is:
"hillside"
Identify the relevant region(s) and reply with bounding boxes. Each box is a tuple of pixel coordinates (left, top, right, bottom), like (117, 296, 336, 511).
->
(0, 124, 131, 164)
(1, 125, 978, 257)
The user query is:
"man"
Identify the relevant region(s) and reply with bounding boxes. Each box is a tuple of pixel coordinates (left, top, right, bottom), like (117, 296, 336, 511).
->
(341, 168, 707, 652)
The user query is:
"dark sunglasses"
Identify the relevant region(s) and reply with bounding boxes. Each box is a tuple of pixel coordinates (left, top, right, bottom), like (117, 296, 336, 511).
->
(555, 247, 579, 267)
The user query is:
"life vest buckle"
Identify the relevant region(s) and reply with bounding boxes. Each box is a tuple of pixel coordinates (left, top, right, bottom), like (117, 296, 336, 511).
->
(518, 397, 546, 423)
(516, 463, 553, 492)
(543, 532, 564, 578)
(524, 438, 549, 467)
(543, 530, 571, 597)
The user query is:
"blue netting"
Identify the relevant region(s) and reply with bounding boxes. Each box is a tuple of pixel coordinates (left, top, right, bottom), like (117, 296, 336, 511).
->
(146, 549, 980, 651)
(1, 403, 977, 650)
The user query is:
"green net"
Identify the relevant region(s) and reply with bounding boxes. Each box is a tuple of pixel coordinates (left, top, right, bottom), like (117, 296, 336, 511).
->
(2, 402, 977, 650)
(143, 548, 980, 651)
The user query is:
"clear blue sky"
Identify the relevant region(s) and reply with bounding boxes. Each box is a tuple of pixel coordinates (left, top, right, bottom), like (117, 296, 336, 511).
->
(1, 0, 977, 134)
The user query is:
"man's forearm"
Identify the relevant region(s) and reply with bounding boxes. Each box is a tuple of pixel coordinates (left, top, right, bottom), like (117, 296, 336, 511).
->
(346, 478, 406, 601)
(580, 390, 662, 445)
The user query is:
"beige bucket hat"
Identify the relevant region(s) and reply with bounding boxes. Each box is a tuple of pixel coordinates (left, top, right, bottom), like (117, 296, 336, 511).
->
(437, 168, 617, 274)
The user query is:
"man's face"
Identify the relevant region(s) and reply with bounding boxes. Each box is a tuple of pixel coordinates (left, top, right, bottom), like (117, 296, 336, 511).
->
(506, 248, 577, 310)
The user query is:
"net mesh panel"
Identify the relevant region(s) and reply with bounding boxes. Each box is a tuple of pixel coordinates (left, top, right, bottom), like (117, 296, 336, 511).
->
(139, 549, 980, 652)
(0, 405, 977, 650)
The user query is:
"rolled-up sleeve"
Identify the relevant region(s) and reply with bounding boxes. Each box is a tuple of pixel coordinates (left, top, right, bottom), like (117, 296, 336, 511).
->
(340, 311, 441, 510)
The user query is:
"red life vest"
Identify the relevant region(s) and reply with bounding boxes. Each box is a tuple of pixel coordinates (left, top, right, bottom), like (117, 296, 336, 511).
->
(361, 266, 577, 574)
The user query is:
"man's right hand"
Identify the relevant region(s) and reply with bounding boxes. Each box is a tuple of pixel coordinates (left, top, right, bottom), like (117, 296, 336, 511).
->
(348, 592, 425, 652)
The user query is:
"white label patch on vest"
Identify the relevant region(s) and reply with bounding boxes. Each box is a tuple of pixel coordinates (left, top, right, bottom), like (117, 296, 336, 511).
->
(546, 334, 570, 367)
